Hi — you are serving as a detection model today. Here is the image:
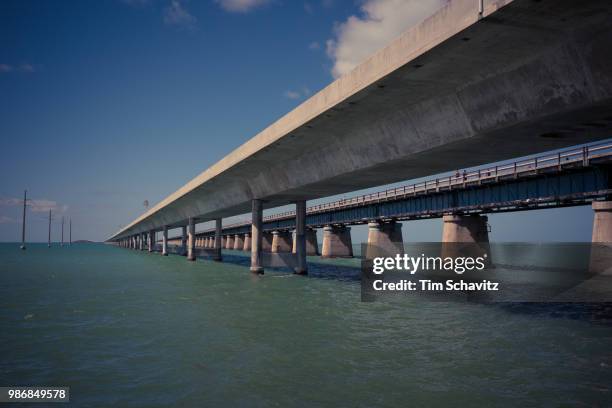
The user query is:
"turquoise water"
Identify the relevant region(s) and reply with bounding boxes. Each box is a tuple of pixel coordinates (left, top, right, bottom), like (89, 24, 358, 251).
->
(1, 243, 611, 407)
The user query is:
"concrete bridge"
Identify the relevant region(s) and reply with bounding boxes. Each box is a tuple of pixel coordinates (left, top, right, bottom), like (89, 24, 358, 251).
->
(117, 142, 612, 273)
(109, 0, 612, 274)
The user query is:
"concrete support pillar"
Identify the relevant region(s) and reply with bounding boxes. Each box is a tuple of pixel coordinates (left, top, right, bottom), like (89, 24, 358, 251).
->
(233, 234, 244, 250)
(441, 214, 491, 263)
(243, 233, 251, 251)
(292, 229, 319, 256)
(250, 199, 264, 274)
(132, 236, 136, 249)
(272, 230, 292, 253)
(149, 231, 155, 252)
(262, 232, 273, 252)
(294, 200, 307, 275)
(139, 233, 144, 251)
(213, 219, 222, 261)
(187, 218, 196, 261)
(321, 225, 353, 258)
(225, 234, 234, 250)
(162, 226, 168, 256)
(181, 226, 187, 256)
(366, 220, 404, 257)
(442, 214, 490, 243)
(206, 236, 212, 248)
(590, 201, 612, 274)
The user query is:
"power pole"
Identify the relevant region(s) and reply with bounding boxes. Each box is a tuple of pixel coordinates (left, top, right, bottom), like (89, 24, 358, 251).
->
(69, 218, 72, 245)
(48, 209, 52, 248)
(20, 190, 27, 250)
(61, 216, 64, 247)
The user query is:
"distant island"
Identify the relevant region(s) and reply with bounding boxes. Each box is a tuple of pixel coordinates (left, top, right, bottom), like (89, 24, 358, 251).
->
(72, 240, 96, 244)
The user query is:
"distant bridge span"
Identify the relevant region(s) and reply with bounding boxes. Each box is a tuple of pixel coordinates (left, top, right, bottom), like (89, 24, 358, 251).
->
(110, 0, 612, 274)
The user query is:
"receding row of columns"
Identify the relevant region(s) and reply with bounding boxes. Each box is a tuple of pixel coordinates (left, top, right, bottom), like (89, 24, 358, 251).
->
(116, 201, 612, 275)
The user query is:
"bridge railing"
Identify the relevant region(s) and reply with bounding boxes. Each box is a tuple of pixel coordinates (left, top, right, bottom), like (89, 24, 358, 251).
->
(202, 140, 612, 234)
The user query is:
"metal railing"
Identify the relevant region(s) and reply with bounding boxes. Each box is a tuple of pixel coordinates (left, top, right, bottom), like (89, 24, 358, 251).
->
(204, 140, 612, 233)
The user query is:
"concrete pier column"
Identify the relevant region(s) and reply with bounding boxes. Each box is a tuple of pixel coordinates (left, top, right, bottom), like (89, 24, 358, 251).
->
(162, 226, 168, 256)
(207, 236, 213, 248)
(294, 200, 307, 275)
(243, 233, 251, 251)
(139, 233, 144, 251)
(321, 225, 353, 258)
(233, 234, 244, 250)
(181, 226, 187, 256)
(590, 201, 612, 275)
(441, 214, 491, 263)
(292, 228, 319, 256)
(213, 219, 222, 261)
(187, 218, 196, 261)
(442, 214, 490, 243)
(262, 232, 273, 252)
(132, 236, 136, 249)
(272, 230, 292, 253)
(250, 199, 264, 274)
(366, 220, 404, 257)
(149, 231, 155, 252)
(225, 235, 234, 250)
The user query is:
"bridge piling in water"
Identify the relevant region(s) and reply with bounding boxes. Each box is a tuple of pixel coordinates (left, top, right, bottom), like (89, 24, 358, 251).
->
(243, 233, 251, 251)
(366, 220, 404, 257)
(187, 218, 196, 261)
(225, 234, 234, 250)
(233, 234, 244, 250)
(321, 225, 353, 258)
(250, 199, 264, 274)
(162, 226, 168, 256)
(214, 219, 222, 261)
(271, 230, 292, 253)
(294, 200, 308, 275)
(292, 228, 319, 256)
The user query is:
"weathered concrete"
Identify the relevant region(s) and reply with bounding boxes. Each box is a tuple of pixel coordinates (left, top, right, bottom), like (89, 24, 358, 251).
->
(233, 234, 244, 250)
(109, 0, 612, 243)
(321, 225, 353, 258)
(590, 201, 612, 275)
(139, 233, 144, 251)
(250, 200, 264, 274)
(366, 220, 404, 258)
(213, 219, 222, 261)
(441, 214, 491, 263)
(292, 229, 319, 256)
(271, 230, 292, 253)
(262, 232, 273, 253)
(294, 201, 307, 275)
(162, 226, 168, 256)
(442, 214, 490, 243)
(225, 235, 234, 250)
(243, 233, 251, 252)
(181, 226, 187, 255)
(187, 218, 196, 261)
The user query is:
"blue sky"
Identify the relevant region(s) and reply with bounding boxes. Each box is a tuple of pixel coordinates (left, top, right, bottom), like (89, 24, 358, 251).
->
(0, 0, 596, 243)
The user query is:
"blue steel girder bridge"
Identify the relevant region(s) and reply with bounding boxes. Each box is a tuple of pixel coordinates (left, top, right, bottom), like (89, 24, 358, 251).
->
(148, 141, 612, 264)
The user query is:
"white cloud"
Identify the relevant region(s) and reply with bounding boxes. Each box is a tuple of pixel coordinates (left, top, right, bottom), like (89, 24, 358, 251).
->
(0, 197, 66, 213)
(216, 0, 270, 13)
(326, 0, 447, 78)
(308, 41, 320, 50)
(284, 87, 312, 100)
(284, 90, 301, 100)
(0, 216, 16, 224)
(0, 63, 37, 73)
(164, 0, 197, 29)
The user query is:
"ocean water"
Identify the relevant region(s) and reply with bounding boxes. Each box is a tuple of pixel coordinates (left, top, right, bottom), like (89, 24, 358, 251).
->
(1, 243, 611, 407)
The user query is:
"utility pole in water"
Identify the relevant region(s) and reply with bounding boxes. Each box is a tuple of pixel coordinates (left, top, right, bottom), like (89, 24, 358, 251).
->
(20, 190, 27, 250)
(48, 209, 52, 248)
(61, 216, 64, 247)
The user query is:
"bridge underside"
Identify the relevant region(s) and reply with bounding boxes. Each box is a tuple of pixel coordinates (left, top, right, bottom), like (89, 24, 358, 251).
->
(111, 0, 612, 240)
